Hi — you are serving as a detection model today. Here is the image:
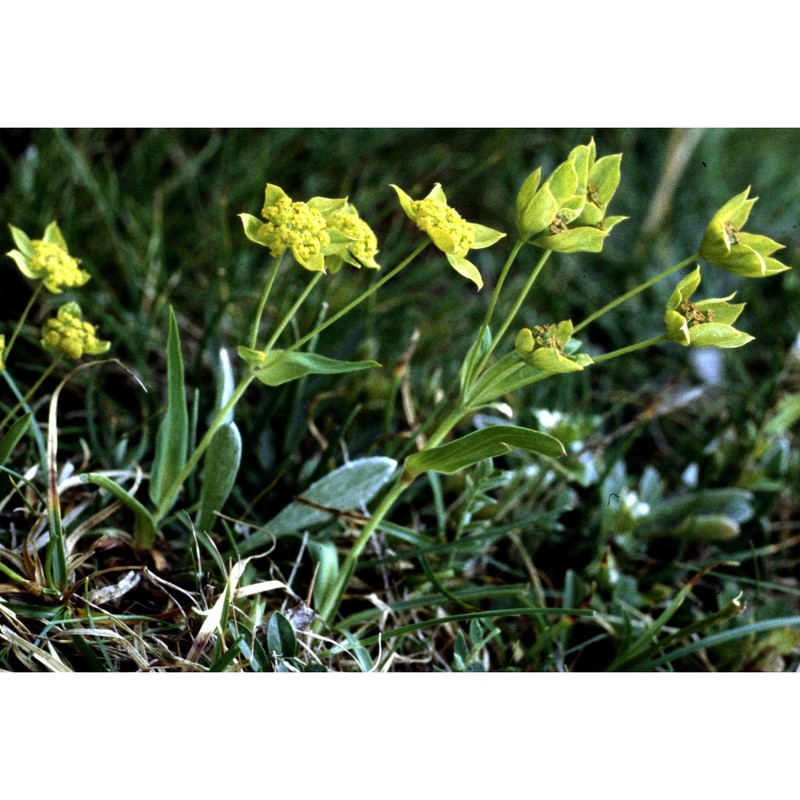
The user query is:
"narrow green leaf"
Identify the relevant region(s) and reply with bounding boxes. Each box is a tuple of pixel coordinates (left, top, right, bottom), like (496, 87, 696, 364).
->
(196, 422, 242, 533)
(0, 413, 31, 467)
(404, 425, 565, 479)
(150, 307, 188, 513)
(82, 472, 158, 549)
(239, 346, 380, 387)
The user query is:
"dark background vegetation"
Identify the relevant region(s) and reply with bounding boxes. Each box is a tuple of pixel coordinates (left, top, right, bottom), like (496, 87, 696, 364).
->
(1, 128, 799, 670)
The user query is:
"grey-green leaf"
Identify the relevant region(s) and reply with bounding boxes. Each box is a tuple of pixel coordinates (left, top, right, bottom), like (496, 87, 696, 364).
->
(196, 422, 242, 533)
(404, 425, 565, 479)
(254, 457, 398, 540)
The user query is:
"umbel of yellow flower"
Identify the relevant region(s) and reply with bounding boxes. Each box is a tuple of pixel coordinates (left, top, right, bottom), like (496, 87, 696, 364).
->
(7, 222, 91, 293)
(391, 183, 505, 290)
(240, 184, 379, 273)
(699, 187, 790, 278)
(664, 267, 753, 348)
(41, 302, 110, 360)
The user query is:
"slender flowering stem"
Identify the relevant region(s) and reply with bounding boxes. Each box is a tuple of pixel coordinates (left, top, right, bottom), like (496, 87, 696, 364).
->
(3, 284, 43, 366)
(461, 239, 525, 395)
(0, 362, 58, 435)
(591, 334, 668, 364)
(471, 248, 552, 380)
(287, 242, 429, 354)
(573, 253, 699, 335)
(249, 252, 284, 349)
(263, 272, 324, 353)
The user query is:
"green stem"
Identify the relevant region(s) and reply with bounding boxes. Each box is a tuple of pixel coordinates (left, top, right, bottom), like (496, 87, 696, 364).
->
(592, 334, 668, 364)
(263, 272, 323, 353)
(3, 284, 42, 366)
(572, 252, 699, 335)
(249, 253, 284, 349)
(318, 400, 469, 625)
(287, 242, 429, 354)
(462, 239, 525, 392)
(153, 374, 254, 525)
(0, 362, 58, 435)
(472, 248, 552, 379)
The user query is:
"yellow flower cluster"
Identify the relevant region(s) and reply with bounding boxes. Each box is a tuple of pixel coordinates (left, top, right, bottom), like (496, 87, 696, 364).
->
(258, 196, 331, 265)
(29, 239, 91, 293)
(40, 302, 110, 361)
(327, 208, 379, 268)
(412, 197, 475, 258)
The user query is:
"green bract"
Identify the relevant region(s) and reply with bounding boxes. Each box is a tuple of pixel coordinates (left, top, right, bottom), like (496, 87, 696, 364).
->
(664, 267, 754, 348)
(391, 183, 505, 290)
(514, 320, 593, 372)
(515, 139, 626, 253)
(699, 187, 790, 278)
(6, 221, 91, 293)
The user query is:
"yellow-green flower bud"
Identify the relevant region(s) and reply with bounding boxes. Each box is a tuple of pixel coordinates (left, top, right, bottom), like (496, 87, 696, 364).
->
(664, 266, 753, 348)
(515, 321, 592, 373)
(7, 222, 91, 293)
(699, 187, 790, 278)
(516, 140, 625, 253)
(40, 302, 111, 360)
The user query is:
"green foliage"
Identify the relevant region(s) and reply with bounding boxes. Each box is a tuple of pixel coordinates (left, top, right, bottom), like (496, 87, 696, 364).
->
(1, 129, 798, 672)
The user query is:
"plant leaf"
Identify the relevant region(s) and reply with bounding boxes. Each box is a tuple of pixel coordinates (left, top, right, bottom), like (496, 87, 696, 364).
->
(238, 347, 380, 387)
(267, 611, 297, 659)
(241, 457, 398, 546)
(149, 307, 188, 513)
(82, 472, 158, 550)
(404, 425, 565, 479)
(196, 422, 242, 534)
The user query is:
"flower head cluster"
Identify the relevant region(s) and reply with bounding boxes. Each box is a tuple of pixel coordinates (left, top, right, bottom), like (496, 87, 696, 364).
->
(514, 320, 593, 373)
(699, 187, 790, 278)
(40, 302, 111, 360)
(7, 222, 90, 293)
(516, 139, 626, 253)
(664, 267, 753, 348)
(240, 184, 380, 274)
(326, 205, 380, 271)
(391, 183, 505, 290)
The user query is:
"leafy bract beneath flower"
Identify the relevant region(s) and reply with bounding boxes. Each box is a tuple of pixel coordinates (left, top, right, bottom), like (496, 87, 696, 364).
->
(40, 302, 111, 360)
(391, 183, 505, 290)
(664, 266, 753, 348)
(699, 187, 790, 278)
(7, 222, 91, 293)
